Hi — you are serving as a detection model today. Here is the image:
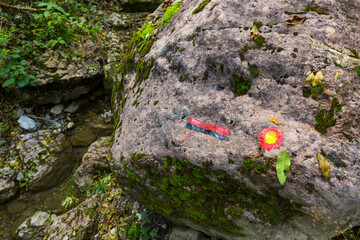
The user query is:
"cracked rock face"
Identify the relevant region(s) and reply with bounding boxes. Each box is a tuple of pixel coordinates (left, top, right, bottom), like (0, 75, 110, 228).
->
(111, 0, 360, 239)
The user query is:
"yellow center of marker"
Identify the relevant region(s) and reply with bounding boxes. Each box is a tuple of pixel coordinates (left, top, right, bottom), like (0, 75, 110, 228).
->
(265, 131, 277, 144)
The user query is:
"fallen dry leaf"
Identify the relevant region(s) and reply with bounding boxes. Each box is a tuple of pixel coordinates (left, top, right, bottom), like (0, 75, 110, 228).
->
(250, 25, 259, 39)
(303, 72, 315, 85)
(269, 117, 280, 125)
(312, 70, 324, 86)
(334, 71, 339, 81)
(317, 153, 331, 180)
(285, 15, 307, 25)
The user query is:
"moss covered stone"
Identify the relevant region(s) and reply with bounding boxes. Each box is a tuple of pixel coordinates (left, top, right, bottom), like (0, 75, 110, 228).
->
(192, 0, 211, 15)
(119, 155, 302, 237)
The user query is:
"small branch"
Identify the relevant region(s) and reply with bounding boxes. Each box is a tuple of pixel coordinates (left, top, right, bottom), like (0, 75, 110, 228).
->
(0, 2, 37, 14)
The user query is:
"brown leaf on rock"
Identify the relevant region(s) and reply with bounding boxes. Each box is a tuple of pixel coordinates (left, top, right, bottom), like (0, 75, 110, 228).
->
(285, 15, 307, 25)
(317, 153, 331, 180)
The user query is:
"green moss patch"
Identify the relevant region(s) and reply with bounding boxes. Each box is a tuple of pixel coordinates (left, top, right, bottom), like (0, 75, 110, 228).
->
(192, 0, 211, 15)
(161, 0, 182, 26)
(120, 155, 302, 237)
(248, 64, 259, 77)
(314, 109, 335, 134)
(304, 5, 325, 14)
(230, 75, 251, 96)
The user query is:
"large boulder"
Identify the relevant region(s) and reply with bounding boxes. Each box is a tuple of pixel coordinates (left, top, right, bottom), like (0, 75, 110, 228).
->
(111, 0, 360, 239)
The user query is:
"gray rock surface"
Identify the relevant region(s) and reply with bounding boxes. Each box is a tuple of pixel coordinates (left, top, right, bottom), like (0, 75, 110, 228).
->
(0, 177, 17, 203)
(169, 226, 201, 240)
(43, 196, 99, 240)
(18, 116, 37, 132)
(50, 104, 64, 115)
(73, 137, 111, 187)
(111, 0, 360, 239)
(15, 211, 53, 240)
(16, 130, 73, 191)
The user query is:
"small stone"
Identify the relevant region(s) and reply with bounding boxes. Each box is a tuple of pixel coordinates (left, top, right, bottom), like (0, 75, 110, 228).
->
(110, 228, 116, 236)
(16, 109, 24, 117)
(18, 116, 37, 132)
(64, 102, 79, 113)
(50, 104, 64, 115)
(45, 114, 51, 121)
(67, 122, 75, 129)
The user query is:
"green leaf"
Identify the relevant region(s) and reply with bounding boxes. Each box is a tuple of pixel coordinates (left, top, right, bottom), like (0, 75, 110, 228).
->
(276, 151, 291, 185)
(20, 60, 27, 66)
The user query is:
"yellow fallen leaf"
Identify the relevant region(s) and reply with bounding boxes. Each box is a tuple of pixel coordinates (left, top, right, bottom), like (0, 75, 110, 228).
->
(303, 72, 315, 85)
(334, 71, 339, 81)
(312, 70, 324, 86)
(41, 140, 48, 145)
(285, 15, 307, 25)
(269, 117, 280, 125)
(250, 25, 259, 39)
(317, 153, 330, 180)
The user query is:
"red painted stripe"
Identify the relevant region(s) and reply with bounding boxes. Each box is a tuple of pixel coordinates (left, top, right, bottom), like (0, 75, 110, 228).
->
(188, 118, 230, 136)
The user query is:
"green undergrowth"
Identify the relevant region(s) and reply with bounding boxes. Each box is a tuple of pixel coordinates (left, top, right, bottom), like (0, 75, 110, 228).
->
(117, 155, 302, 237)
(161, 0, 182, 26)
(192, 0, 211, 15)
(0, 0, 103, 88)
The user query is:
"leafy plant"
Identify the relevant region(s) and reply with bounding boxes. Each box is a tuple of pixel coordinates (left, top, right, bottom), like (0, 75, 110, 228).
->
(276, 151, 291, 185)
(61, 196, 80, 209)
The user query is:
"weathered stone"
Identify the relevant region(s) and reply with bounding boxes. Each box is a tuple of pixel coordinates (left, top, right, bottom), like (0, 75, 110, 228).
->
(169, 226, 202, 240)
(18, 116, 37, 132)
(111, 1, 360, 239)
(15, 211, 53, 240)
(89, 124, 114, 136)
(50, 104, 64, 115)
(71, 129, 97, 147)
(16, 130, 73, 191)
(0, 177, 17, 203)
(73, 137, 111, 187)
(43, 196, 99, 240)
